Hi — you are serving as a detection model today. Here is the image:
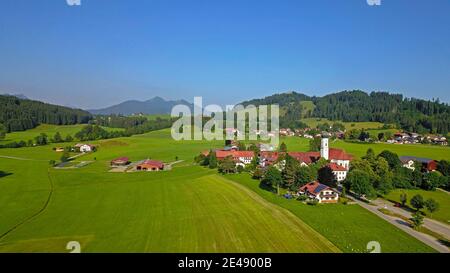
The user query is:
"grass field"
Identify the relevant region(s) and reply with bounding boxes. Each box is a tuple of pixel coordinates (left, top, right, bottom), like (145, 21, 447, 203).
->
(384, 189, 450, 225)
(0, 127, 442, 252)
(281, 137, 450, 161)
(0, 124, 124, 144)
(225, 174, 435, 253)
(300, 118, 385, 131)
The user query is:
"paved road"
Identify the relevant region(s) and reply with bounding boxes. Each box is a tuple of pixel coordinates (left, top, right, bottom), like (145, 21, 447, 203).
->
(373, 199, 450, 240)
(348, 195, 449, 253)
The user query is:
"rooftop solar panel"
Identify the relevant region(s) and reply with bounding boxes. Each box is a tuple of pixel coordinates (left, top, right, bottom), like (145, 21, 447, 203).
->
(314, 184, 328, 193)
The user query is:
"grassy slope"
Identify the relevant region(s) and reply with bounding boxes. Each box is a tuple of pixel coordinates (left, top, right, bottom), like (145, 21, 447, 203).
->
(300, 118, 384, 131)
(225, 174, 435, 253)
(0, 130, 338, 253)
(0, 128, 443, 253)
(384, 189, 450, 225)
(1, 124, 124, 144)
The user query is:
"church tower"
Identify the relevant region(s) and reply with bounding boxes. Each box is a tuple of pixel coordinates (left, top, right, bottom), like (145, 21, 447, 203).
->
(321, 137, 329, 160)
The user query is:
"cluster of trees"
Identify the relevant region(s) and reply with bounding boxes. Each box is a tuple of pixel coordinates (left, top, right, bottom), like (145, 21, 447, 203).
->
(195, 143, 337, 195)
(401, 193, 440, 229)
(344, 149, 450, 198)
(0, 95, 92, 132)
(93, 115, 148, 128)
(1, 115, 175, 148)
(240, 91, 450, 134)
(92, 115, 174, 137)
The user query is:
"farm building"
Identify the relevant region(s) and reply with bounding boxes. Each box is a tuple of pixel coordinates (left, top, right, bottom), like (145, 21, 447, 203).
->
(400, 156, 437, 172)
(135, 160, 165, 171)
(55, 147, 65, 152)
(111, 157, 130, 166)
(299, 182, 339, 204)
(75, 143, 95, 153)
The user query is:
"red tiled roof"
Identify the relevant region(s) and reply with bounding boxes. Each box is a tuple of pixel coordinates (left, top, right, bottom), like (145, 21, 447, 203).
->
(329, 148, 352, 160)
(288, 152, 320, 164)
(299, 182, 332, 196)
(111, 157, 129, 163)
(216, 150, 254, 159)
(139, 160, 164, 169)
(327, 163, 347, 171)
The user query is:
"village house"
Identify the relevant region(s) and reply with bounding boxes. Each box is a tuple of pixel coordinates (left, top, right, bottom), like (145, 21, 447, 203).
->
(135, 160, 165, 172)
(55, 147, 65, 152)
(400, 156, 437, 172)
(215, 150, 255, 167)
(299, 182, 339, 204)
(111, 157, 130, 166)
(74, 143, 95, 153)
(327, 163, 348, 182)
(258, 138, 351, 184)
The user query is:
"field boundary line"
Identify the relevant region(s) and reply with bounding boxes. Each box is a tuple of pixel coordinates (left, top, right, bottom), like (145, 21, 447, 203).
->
(0, 155, 48, 162)
(0, 169, 55, 241)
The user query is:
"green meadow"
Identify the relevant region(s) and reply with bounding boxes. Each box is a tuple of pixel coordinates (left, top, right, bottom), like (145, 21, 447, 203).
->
(225, 174, 435, 253)
(300, 118, 385, 131)
(0, 126, 444, 252)
(384, 189, 450, 225)
(1, 124, 124, 144)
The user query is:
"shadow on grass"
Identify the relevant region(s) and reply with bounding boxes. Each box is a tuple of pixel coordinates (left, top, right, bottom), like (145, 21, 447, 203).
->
(0, 171, 12, 179)
(259, 181, 276, 194)
(395, 219, 413, 228)
(438, 239, 450, 248)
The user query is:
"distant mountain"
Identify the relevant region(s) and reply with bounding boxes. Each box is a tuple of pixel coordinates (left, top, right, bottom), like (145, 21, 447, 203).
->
(88, 97, 194, 116)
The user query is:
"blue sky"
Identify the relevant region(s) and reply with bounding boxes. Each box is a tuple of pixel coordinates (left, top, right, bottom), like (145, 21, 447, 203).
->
(0, 0, 449, 109)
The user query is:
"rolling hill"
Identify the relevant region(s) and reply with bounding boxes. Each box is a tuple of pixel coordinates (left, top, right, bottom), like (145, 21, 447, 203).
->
(88, 97, 193, 116)
(241, 90, 450, 134)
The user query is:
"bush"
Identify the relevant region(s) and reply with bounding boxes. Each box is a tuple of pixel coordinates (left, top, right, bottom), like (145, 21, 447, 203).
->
(297, 195, 308, 202)
(306, 199, 319, 206)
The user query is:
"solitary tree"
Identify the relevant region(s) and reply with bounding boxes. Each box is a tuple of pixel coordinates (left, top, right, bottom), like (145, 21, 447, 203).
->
(263, 166, 283, 195)
(309, 137, 321, 152)
(411, 212, 424, 230)
(52, 132, 63, 143)
(400, 193, 407, 207)
(410, 194, 424, 211)
(218, 156, 236, 174)
(209, 152, 218, 169)
(318, 166, 337, 188)
(424, 199, 440, 218)
(378, 150, 401, 170)
(60, 151, 70, 163)
(65, 134, 74, 142)
(345, 170, 375, 198)
(279, 142, 287, 152)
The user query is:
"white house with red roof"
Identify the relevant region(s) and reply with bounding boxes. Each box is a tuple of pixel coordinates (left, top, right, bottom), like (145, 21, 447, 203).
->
(327, 163, 348, 182)
(215, 150, 255, 167)
(299, 182, 339, 203)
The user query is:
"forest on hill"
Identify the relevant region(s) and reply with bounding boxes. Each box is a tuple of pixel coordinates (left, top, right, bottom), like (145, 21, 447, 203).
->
(0, 95, 92, 132)
(241, 90, 450, 134)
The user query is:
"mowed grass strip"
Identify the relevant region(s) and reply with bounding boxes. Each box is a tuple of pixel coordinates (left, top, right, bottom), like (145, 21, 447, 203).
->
(0, 165, 338, 253)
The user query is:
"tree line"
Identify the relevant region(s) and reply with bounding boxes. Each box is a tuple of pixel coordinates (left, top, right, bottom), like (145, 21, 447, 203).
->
(0, 95, 92, 132)
(240, 90, 450, 134)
